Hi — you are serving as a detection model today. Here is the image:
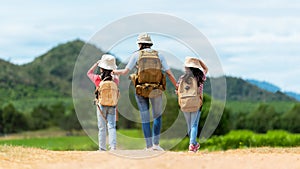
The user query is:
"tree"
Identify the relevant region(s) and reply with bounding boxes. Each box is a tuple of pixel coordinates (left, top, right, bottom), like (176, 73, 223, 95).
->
(49, 102, 65, 126)
(199, 96, 231, 136)
(30, 104, 52, 130)
(234, 111, 248, 130)
(280, 103, 300, 133)
(245, 104, 278, 133)
(59, 108, 82, 134)
(0, 108, 3, 134)
(2, 103, 28, 134)
(162, 95, 181, 132)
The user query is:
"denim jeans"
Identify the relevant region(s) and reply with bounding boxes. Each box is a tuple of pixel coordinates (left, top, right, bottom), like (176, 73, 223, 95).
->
(96, 104, 117, 151)
(135, 94, 163, 148)
(183, 110, 201, 145)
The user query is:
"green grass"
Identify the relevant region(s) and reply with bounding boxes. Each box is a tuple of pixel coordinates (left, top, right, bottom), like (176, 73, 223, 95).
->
(1, 129, 299, 151)
(117, 129, 143, 138)
(0, 136, 97, 151)
(200, 130, 300, 151)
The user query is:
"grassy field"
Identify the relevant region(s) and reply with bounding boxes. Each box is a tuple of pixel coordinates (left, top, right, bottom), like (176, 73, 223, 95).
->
(1, 129, 299, 151)
(225, 101, 296, 114)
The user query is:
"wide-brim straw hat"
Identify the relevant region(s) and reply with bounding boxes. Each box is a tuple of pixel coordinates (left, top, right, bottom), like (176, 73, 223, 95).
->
(98, 54, 117, 70)
(184, 57, 202, 69)
(136, 33, 153, 44)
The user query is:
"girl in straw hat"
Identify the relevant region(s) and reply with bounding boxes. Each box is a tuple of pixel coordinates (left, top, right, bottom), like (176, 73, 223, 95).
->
(87, 54, 119, 151)
(176, 57, 208, 153)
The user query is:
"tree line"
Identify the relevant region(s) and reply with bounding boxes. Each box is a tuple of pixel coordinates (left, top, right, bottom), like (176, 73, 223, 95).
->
(117, 94, 300, 135)
(0, 96, 299, 135)
(0, 102, 81, 135)
(232, 103, 300, 133)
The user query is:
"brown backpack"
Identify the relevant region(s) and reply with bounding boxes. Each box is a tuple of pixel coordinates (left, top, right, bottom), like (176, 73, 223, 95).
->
(96, 80, 119, 106)
(129, 50, 166, 98)
(137, 50, 162, 84)
(178, 77, 202, 112)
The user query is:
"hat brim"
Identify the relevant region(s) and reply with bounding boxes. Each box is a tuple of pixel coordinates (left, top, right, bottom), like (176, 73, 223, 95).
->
(184, 63, 202, 69)
(136, 40, 153, 44)
(98, 62, 117, 70)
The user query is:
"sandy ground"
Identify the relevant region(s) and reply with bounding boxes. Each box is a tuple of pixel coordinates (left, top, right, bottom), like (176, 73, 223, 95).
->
(0, 146, 299, 169)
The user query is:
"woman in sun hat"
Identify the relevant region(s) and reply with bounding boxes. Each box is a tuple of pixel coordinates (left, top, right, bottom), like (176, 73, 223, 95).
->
(113, 33, 177, 151)
(176, 56, 208, 153)
(87, 54, 119, 151)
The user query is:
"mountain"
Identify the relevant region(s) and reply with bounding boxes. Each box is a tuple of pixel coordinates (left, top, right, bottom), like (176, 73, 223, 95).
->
(246, 79, 280, 93)
(0, 39, 297, 104)
(246, 79, 300, 101)
(285, 92, 300, 101)
(0, 39, 104, 101)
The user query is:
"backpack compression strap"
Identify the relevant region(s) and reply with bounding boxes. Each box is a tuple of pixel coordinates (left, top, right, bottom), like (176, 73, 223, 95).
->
(96, 104, 107, 123)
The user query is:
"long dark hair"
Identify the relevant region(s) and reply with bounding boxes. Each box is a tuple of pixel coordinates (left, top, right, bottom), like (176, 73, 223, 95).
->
(100, 68, 113, 81)
(183, 67, 204, 87)
(139, 43, 153, 50)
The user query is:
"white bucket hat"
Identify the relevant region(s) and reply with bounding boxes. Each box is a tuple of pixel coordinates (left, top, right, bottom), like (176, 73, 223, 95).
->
(136, 33, 153, 44)
(184, 57, 202, 69)
(98, 54, 117, 70)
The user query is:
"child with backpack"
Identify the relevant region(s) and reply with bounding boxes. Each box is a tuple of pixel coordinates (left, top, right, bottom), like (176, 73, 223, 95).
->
(176, 57, 208, 153)
(87, 54, 119, 151)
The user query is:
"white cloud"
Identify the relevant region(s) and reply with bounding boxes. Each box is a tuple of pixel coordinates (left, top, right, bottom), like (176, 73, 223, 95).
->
(1, 0, 300, 93)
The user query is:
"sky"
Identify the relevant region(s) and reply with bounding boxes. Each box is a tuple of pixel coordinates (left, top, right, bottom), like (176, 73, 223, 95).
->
(1, 0, 300, 93)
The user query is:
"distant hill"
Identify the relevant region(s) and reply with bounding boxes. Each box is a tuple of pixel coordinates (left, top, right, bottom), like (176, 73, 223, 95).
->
(246, 79, 300, 101)
(204, 77, 296, 102)
(246, 79, 280, 93)
(285, 92, 300, 101)
(0, 39, 297, 104)
(0, 39, 103, 101)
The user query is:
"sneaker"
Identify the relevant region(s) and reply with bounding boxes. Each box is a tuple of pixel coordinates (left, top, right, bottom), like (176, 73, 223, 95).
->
(188, 143, 200, 153)
(188, 144, 195, 152)
(152, 144, 164, 151)
(98, 148, 106, 152)
(194, 143, 200, 151)
(144, 147, 153, 151)
(109, 147, 116, 151)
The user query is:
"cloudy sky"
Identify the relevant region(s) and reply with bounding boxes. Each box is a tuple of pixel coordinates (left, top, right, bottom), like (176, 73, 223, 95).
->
(1, 0, 300, 93)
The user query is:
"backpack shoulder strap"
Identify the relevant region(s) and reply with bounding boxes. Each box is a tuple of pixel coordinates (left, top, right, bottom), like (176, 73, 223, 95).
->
(101, 76, 109, 81)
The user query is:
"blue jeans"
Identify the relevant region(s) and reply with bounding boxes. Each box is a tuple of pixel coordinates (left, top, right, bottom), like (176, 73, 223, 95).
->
(183, 110, 201, 145)
(96, 104, 117, 151)
(135, 94, 163, 148)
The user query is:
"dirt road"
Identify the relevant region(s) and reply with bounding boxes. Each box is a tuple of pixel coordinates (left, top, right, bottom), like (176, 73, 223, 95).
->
(0, 146, 299, 169)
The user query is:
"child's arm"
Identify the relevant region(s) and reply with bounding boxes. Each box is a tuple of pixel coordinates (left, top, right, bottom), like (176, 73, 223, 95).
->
(87, 60, 101, 83)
